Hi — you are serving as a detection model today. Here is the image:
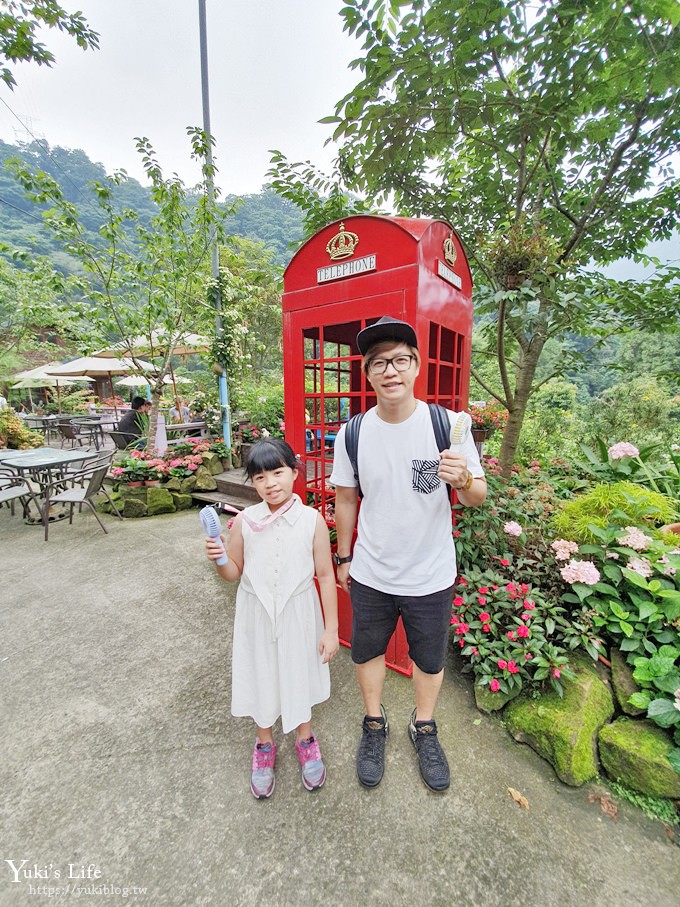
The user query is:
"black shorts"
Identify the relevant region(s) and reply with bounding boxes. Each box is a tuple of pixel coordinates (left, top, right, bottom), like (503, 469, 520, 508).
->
(350, 579, 454, 674)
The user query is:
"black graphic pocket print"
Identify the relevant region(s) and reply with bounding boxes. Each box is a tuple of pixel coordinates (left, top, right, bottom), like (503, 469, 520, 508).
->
(412, 459, 441, 494)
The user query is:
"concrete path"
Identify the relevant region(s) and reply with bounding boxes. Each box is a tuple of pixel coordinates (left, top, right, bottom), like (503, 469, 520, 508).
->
(1, 507, 678, 907)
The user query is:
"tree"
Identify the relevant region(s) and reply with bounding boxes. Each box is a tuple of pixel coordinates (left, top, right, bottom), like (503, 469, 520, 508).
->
(0, 0, 98, 88)
(271, 0, 680, 473)
(0, 252, 75, 387)
(9, 129, 234, 449)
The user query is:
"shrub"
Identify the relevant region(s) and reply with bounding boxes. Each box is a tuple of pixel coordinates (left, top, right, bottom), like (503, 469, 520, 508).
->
(551, 482, 677, 544)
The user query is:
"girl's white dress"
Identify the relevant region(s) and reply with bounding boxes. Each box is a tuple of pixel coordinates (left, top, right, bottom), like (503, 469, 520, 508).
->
(230, 494, 330, 734)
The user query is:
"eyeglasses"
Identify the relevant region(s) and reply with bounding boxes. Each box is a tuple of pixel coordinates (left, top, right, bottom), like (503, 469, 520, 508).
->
(367, 354, 416, 375)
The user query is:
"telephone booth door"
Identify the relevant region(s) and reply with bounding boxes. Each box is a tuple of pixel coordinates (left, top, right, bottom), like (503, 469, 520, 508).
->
(282, 216, 474, 675)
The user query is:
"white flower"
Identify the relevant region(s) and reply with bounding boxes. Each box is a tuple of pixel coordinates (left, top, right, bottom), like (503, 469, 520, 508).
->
(627, 557, 653, 578)
(560, 560, 601, 585)
(504, 521, 522, 537)
(551, 539, 579, 561)
(617, 526, 651, 551)
(608, 441, 640, 460)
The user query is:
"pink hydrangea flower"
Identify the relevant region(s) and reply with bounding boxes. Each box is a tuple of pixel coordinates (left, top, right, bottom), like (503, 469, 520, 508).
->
(504, 521, 523, 537)
(617, 526, 651, 551)
(560, 560, 601, 585)
(608, 441, 640, 460)
(550, 538, 579, 561)
(627, 557, 653, 578)
(489, 678, 500, 692)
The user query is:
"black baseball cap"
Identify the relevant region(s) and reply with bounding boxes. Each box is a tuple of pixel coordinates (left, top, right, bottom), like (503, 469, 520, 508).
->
(356, 316, 418, 355)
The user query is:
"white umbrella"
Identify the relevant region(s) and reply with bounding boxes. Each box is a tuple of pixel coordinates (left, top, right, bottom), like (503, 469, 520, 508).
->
(46, 357, 154, 418)
(115, 375, 191, 387)
(11, 365, 95, 412)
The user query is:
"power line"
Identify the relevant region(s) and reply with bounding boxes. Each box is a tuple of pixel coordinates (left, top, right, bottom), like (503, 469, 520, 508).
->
(0, 193, 44, 222)
(0, 95, 85, 200)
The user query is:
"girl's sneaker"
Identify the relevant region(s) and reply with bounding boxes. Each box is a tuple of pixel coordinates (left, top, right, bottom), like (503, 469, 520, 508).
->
(250, 741, 277, 799)
(295, 735, 326, 791)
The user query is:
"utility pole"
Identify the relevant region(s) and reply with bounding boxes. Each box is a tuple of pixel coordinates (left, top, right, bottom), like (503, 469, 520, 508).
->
(198, 0, 232, 464)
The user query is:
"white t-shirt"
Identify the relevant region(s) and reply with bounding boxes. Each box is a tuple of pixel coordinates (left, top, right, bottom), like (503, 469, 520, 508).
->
(330, 401, 484, 596)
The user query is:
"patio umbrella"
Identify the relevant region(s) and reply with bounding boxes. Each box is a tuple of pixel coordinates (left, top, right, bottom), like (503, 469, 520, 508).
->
(46, 356, 154, 419)
(11, 365, 95, 413)
(115, 374, 191, 387)
(94, 333, 208, 418)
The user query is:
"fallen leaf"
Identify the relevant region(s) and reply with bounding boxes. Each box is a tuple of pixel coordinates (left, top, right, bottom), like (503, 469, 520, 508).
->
(472, 718, 482, 726)
(507, 787, 529, 810)
(599, 796, 618, 822)
(587, 792, 618, 821)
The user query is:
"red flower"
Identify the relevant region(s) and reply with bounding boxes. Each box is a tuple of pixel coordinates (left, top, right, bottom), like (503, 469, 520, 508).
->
(506, 583, 517, 592)
(478, 586, 489, 594)
(471, 647, 479, 656)
(453, 529, 461, 538)
(450, 615, 458, 626)
(491, 585, 499, 591)
(453, 596, 465, 607)
(525, 652, 532, 660)
(477, 596, 487, 606)
(458, 638, 465, 648)
(521, 612, 531, 621)
(507, 631, 517, 641)
(507, 661, 519, 674)
(523, 599, 535, 610)
(482, 623, 491, 633)
(520, 583, 529, 594)
(497, 659, 507, 670)
(458, 577, 468, 587)
(500, 558, 510, 566)
(490, 678, 500, 692)
(517, 625, 530, 638)
(455, 623, 469, 635)
(552, 668, 561, 678)
(478, 612, 491, 623)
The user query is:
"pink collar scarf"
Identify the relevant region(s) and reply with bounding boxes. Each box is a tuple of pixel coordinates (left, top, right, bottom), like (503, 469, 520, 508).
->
(240, 495, 297, 532)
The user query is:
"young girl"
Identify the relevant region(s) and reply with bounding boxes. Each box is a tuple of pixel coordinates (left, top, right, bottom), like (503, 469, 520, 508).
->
(205, 438, 339, 799)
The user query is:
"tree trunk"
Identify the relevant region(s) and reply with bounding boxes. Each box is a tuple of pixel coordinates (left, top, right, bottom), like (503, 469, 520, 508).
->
(145, 390, 163, 452)
(498, 336, 545, 476)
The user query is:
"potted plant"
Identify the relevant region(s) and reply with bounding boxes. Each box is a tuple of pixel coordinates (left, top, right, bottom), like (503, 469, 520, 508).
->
(467, 402, 509, 441)
(111, 453, 150, 487)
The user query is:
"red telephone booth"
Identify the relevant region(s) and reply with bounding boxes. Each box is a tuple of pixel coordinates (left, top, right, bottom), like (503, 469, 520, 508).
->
(282, 216, 474, 674)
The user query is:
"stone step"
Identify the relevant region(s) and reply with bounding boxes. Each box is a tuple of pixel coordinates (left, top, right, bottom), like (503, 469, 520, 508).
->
(214, 469, 259, 503)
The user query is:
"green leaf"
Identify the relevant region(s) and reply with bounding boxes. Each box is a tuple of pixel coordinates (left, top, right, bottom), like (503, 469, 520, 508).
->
(622, 569, 650, 590)
(637, 601, 659, 621)
(647, 698, 680, 728)
(667, 748, 680, 774)
(658, 590, 680, 621)
(628, 691, 652, 709)
(618, 620, 634, 638)
(610, 601, 629, 619)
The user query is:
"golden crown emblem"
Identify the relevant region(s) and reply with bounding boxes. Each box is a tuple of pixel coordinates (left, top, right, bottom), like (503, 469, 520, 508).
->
(443, 232, 457, 267)
(326, 222, 359, 261)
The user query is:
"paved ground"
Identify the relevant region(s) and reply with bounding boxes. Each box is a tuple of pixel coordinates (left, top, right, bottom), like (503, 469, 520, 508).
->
(1, 506, 678, 907)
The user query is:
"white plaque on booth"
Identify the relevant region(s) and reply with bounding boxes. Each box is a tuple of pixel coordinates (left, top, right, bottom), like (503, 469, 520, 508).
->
(436, 259, 462, 289)
(317, 254, 377, 284)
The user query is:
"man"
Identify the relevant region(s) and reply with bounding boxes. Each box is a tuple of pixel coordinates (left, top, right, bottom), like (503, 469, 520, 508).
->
(117, 396, 151, 446)
(169, 397, 191, 423)
(330, 316, 487, 792)
(0, 392, 7, 410)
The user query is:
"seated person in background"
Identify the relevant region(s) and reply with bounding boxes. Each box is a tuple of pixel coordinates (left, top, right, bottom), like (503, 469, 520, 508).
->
(169, 397, 191, 423)
(117, 396, 151, 446)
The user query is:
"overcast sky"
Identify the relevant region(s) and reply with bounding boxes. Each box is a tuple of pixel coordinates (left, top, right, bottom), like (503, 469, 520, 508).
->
(0, 0, 361, 195)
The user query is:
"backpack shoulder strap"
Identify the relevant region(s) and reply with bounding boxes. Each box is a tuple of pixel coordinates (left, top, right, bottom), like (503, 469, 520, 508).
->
(344, 412, 365, 499)
(427, 402, 452, 453)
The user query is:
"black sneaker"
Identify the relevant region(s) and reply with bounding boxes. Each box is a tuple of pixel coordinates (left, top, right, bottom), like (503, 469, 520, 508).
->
(356, 705, 389, 788)
(408, 709, 450, 792)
